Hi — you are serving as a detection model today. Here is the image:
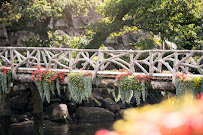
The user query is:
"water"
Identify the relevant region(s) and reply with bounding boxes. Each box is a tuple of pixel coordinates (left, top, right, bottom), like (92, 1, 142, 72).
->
(11, 122, 114, 135)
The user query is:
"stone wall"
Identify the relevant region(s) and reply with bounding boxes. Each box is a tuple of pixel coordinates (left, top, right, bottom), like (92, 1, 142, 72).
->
(6, 79, 171, 129)
(0, 9, 152, 49)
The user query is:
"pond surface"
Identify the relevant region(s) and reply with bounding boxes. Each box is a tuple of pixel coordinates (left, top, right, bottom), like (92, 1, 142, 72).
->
(11, 121, 114, 135)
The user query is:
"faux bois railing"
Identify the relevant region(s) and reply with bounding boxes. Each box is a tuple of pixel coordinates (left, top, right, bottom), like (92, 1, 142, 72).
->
(0, 47, 202, 82)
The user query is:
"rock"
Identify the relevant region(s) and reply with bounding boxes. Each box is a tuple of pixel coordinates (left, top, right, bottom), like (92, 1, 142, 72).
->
(67, 101, 77, 115)
(10, 95, 28, 110)
(92, 92, 104, 101)
(115, 109, 124, 120)
(8, 30, 38, 46)
(11, 120, 34, 128)
(16, 115, 29, 122)
(75, 107, 114, 122)
(117, 102, 126, 109)
(83, 101, 94, 107)
(102, 98, 120, 112)
(54, 19, 67, 28)
(88, 96, 102, 107)
(45, 103, 72, 123)
(0, 24, 8, 39)
(0, 39, 9, 46)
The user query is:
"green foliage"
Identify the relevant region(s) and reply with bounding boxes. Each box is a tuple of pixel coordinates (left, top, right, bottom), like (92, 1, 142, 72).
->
(32, 70, 65, 103)
(114, 73, 151, 105)
(175, 77, 203, 97)
(0, 69, 12, 100)
(22, 30, 92, 48)
(0, 0, 95, 26)
(0, 0, 96, 45)
(67, 72, 92, 103)
(130, 37, 158, 50)
(87, 0, 203, 49)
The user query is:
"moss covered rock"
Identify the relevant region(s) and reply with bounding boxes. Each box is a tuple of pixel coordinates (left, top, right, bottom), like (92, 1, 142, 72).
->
(75, 107, 114, 122)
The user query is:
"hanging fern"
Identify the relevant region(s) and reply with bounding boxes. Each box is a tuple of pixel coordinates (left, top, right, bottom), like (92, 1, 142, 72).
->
(175, 73, 203, 98)
(114, 72, 151, 105)
(175, 79, 185, 97)
(67, 72, 92, 103)
(112, 88, 121, 102)
(43, 79, 50, 103)
(134, 90, 141, 106)
(34, 79, 44, 99)
(32, 70, 65, 103)
(141, 80, 148, 102)
(200, 78, 203, 93)
(56, 78, 61, 96)
(0, 67, 12, 101)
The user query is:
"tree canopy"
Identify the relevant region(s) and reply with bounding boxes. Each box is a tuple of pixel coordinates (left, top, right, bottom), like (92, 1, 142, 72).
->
(0, 0, 202, 49)
(86, 0, 203, 49)
(0, 0, 95, 40)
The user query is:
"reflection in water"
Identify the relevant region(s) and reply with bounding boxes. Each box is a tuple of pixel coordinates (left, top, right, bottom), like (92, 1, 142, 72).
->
(11, 122, 114, 135)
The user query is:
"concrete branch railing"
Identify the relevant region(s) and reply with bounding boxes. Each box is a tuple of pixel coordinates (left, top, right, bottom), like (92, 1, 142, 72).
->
(0, 47, 202, 82)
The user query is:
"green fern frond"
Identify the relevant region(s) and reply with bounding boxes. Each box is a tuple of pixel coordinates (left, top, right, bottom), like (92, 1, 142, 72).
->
(67, 73, 92, 103)
(43, 79, 50, 103)
(34, 79, 44, 99)
(56, 78, 61, 96)
(134, 90, 141, 106)
(113, 88, 121, 102)
(175, 79, 184, 97)
(141, 80, 148, 102)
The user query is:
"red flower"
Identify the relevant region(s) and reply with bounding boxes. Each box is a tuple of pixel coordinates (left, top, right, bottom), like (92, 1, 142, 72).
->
(197, 93, 203, 101)
(175, 72, 188, 79)
(1, 66, 9, 74)
(95, 129, 110, 135)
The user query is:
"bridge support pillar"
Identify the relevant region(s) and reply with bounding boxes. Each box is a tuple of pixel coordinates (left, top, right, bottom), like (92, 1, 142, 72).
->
(31, 86, 44, 135)
(0, 93, 11, 135)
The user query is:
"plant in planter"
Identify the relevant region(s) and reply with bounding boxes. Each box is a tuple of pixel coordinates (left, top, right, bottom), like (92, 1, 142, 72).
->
(114, 72, 151, 105)
(0, 67, 12, 100)
(67, 71, 92, 103)
(32, 70, 65, 103)
(175, 72, 203, 97)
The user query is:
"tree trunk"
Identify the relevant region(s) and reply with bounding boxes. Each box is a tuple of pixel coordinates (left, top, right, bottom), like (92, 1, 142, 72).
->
(31, 85, 44, 135)
(0, 93, 11, 135)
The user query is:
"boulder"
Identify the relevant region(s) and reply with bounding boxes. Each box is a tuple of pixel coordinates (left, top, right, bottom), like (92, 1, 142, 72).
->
(102, 98, 120, 113)
(10, 95, 28, 110)
(45, 103, 72, 123)
(75, 107, 114, 122)
(67, 101, 77, 115)
(54, 19, 67, 28)
(115, 109, 125, 120)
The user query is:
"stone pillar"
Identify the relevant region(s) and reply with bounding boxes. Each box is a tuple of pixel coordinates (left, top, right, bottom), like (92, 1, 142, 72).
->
(31, 86, 44, 135)
(0, 93, 11, 135)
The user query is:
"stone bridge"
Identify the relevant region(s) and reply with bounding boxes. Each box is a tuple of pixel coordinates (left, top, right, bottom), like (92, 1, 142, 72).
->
(0, 47, 202, 83)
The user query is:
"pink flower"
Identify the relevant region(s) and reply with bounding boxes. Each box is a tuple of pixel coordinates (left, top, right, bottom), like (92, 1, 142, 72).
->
(95, 129, 110, 135)
(197, 93, 203, 101)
